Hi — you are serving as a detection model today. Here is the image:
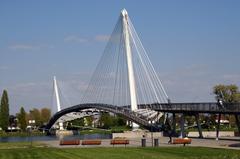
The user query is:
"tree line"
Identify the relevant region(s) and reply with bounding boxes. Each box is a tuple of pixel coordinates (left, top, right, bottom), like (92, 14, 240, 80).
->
(0, 89, 51, 132)
(16, 107, 51, 131)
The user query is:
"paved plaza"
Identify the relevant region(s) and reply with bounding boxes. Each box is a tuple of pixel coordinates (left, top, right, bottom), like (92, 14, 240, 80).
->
(40, 137, 240, 150)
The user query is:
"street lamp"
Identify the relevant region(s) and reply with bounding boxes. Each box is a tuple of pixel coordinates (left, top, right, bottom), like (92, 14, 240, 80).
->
(148, 120, 155, 147)
(29, 120, 35, 147)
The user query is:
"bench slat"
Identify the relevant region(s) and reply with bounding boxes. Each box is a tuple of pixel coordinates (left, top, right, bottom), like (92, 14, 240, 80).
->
(110, 139, 129, 145)
(82, 140, 101, 145)
(60, 139, 80, 145)
(172, 138, 191, 145)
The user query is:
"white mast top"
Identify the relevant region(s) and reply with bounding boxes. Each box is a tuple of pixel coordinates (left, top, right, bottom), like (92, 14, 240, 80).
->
(121, 8, 128, 17)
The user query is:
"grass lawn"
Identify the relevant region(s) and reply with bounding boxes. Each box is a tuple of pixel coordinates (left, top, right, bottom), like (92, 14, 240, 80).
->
(0, 142, 45, 149)
(0, 142, 239, 159)
(0, 131, 45, 137)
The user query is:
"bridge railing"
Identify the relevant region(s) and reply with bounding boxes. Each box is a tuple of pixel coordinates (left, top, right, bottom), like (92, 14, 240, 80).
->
(223, 103, 240, 112)
(97, 102, 240, 114)
(138, 103, 240, 113)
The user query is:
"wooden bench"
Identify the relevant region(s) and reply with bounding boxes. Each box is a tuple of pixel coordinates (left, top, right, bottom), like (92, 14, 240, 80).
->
(81, 140, 102, 145)
(172, 138, 192, 146)
(110, 139, 129, 147)
(60, 139, 80, 145)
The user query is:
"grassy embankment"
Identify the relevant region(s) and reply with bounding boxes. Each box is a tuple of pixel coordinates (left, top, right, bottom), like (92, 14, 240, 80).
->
(0, 142, 239, 159)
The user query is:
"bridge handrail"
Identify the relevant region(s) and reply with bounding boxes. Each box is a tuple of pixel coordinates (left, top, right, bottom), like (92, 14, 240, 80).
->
(148, 102, 240, 113)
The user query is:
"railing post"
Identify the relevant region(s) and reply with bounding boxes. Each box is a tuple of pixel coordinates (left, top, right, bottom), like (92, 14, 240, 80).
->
(180, 113, 185, 138)
(235, 114, 240, 134)
(216, 113, 221, 140)
(195, 113, 203, 138)
(172, 113, 176, 135)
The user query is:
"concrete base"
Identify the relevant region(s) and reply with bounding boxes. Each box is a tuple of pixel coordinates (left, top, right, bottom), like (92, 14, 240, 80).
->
(56, 130, 73, 136)
(112, 131, 163, 139)
(188, 131, 235, 137)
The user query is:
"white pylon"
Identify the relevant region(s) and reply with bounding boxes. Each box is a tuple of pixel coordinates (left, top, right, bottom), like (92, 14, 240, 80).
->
(121, 9, 139, 129)
(53, 76, 64, 130)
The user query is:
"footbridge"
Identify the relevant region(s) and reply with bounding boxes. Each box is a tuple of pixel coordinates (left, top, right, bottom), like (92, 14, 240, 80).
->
(45, 103, 159, 131)
(47, 9, 240, 139)
(46, 102, 240, 131)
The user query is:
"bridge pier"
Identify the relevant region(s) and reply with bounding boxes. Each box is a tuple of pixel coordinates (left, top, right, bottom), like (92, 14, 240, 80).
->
(195, 113, 203, 138)
(235, 114, 240, 134)
(172, 113, 176, 135)
(216, 113, 221, 140)
(180, 114, 185, 138)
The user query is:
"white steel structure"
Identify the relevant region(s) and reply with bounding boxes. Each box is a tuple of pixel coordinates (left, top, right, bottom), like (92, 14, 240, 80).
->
(53, 76, 64, 130)
(121, 9, 138, 112)
(121, 9, 139, 129)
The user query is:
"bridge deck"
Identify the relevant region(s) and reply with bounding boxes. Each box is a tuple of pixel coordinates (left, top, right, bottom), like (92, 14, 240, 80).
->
(138, 103, 240, 114)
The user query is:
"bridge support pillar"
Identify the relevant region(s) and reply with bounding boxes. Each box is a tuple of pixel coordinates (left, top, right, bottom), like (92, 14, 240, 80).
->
(121, 9, 139, 130)
(172, 113, 176, 135)
(216, 113, 221, 140)
(235, 114, 240, 134)
(195, 113, 203, 138)
(180, 114, 185, 138)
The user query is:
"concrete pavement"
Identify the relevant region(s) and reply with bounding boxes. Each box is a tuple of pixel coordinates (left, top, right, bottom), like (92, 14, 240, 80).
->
(39, 137, 240, 150)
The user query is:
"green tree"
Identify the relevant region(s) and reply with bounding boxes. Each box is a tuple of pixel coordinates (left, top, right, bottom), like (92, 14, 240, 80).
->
(0, 90, 9, 131)
(115, 115, 126, 126)
(213, 84, 240, 103)
(99, 113, 127, 129)
(213, 84, 240, 130)
(185, 116, 195, 126)
(99, 112, 113, 129)
(17, 107, 27, 131)
(40, 108, 51, 124)
(85, 116, 93, 127)
(28, 108, 41, 126)
(203, 114, 216, 130)
(74, 118, 85, 126)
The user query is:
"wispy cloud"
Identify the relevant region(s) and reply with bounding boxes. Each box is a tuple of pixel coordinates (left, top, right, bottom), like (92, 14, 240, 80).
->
(64, 35, 88, 43)
(9, 44, 54, 51)
(9, 44, 36, 50)
(94, 35, 110, 42)
(64, 34, 110, 44)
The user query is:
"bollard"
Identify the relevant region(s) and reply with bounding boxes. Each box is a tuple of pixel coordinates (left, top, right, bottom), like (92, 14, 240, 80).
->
(154, 138, 159, 147)
(141, 138, 146, 147)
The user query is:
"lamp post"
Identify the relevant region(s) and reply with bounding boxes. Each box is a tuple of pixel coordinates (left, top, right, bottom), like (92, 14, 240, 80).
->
(149, 120, 155, 147)
(29, 120, 35, 147)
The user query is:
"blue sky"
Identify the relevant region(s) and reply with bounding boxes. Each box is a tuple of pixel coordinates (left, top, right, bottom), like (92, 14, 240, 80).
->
(0, 1, 240, 114)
